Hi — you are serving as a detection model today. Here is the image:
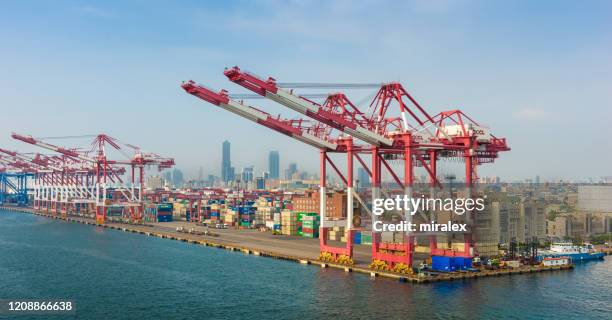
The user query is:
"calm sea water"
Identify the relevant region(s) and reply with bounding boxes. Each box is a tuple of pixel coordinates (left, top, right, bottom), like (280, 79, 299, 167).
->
(0, 209, 610, 320)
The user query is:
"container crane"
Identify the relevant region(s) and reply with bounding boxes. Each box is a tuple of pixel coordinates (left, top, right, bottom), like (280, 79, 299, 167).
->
(181, 80, 359, 262)
(224, 67, 393, 147)
(181, 81, 337, 151)
(12, 133, 175, 223)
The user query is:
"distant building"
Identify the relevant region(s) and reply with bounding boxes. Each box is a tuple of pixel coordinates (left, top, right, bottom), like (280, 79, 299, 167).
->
(172, 168, 184, 187)
(357, 167, 370, 189)
(521, 199, 546, 241)
(255, 177, 265, 190)
(268, 151, 280, 179)
(293, 190, 347, 219)
(577, 185, 612, 235)
(475, 200, 501, 257)
(198, 166, 204, 182)
(222, 140, 232, 183)
(577, 185, 612, 213)
(241, 166, 254, 183)
(163, 171, 172, 186)
(285, 163, 297, 180)
(146, 175, 164, 189)
(547, 214, 571, 238)
(483, 192, 546, 244)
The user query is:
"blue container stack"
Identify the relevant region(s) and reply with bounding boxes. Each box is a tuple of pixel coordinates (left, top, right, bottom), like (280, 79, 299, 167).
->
(353, 231, 362, 244)
(210, 211, 220, 221)
(239, 206, 255, 227)
(156, 203, 173, 222)
(452, 257, 472, 270)
(431, 256, 472, 272)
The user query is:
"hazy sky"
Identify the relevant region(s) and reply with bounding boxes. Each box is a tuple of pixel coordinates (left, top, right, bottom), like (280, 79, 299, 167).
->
(1, 1, 611, 181)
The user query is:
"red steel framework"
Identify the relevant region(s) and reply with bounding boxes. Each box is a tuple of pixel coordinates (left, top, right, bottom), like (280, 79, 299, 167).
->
(10, 133, 174, 223)
(183, 67, 510, 268)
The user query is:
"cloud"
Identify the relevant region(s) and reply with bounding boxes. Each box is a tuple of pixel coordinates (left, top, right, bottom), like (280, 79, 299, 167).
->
(73, 5, 116, 18)
(513, 107, 548, 121)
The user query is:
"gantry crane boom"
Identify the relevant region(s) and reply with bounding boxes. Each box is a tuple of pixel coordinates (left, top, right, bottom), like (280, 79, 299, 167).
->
(0, 148, 63, 172)
(223, 67, 393, 147)
(12, 133, 96, 164)
(0, 155, 47, 173)
(181, 81, 338, 151)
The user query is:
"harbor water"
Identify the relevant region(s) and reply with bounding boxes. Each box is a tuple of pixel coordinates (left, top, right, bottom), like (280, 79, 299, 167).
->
(0, 209, 610, 319)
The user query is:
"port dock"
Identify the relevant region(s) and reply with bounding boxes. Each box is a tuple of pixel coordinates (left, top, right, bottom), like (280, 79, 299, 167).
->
(2, 206, 576, 284)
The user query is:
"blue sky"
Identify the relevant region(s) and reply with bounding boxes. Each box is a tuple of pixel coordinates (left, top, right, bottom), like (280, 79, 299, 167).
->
(1, 0, 611, 181)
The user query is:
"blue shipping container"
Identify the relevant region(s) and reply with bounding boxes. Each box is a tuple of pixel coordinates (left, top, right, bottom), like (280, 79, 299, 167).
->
(353, 232, 361, 244)
(431, 256, 455, 272)
(157, 214, 173, 222)
(451, 257, 472, 270)
(157, 203, 173, 213)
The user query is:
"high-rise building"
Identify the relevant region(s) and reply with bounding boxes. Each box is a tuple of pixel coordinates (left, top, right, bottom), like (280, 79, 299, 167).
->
(357, 167, 370, 189)
(255, 177, 265, 190)
(146, 175, 164, 189)
(198, 166, 204, 181)
(172, 168, 184, 187)
(163, 171, 172, 186)
(285, 163, 297, 180)
(242, 166, 254, 183)
(228, 167, 235, 182)
(268, 151, 280, 179)
(222, 140, 231, 182)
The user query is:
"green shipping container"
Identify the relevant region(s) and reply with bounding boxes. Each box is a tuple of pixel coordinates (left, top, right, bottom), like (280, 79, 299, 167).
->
(302, 233, 319, 238)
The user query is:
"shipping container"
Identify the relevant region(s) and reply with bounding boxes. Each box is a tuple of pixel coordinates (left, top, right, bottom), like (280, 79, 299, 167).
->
(431, 256, 454, 272)
(353, 231, 361, 244)
(157, 203, 173, 213)
(157, 214, 173, 222)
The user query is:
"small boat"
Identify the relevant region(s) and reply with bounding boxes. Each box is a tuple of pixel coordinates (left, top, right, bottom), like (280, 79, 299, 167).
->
(539, 242, 605, 262)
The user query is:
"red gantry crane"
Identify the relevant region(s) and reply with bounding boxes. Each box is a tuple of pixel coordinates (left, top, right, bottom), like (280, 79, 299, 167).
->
(181, 80, 362, 262)
(183, 67, 510, 272)
(12, 133, 175, 223)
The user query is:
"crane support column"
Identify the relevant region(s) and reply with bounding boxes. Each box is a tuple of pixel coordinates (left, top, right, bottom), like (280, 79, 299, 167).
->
(319, 150, 327, 248)
(429, 149, 438, 253)
(403, 134, 415, 267)
(371, 146, 381, 257)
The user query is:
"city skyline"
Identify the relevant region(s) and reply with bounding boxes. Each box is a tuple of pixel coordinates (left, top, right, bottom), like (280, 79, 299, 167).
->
(1, 1, 611, 181)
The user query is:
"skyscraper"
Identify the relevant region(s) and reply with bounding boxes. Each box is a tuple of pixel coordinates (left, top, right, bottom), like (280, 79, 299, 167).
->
(285, 163, 297, 180)
(255, 177, 265, 190)
(163, 171, 172, 186)
(358, 167, 370, 189)
(242, 166, 254, 183)
(222, 140, 231, 182)
(268, 151, 280, 179)
(172, 168, 184, 187)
